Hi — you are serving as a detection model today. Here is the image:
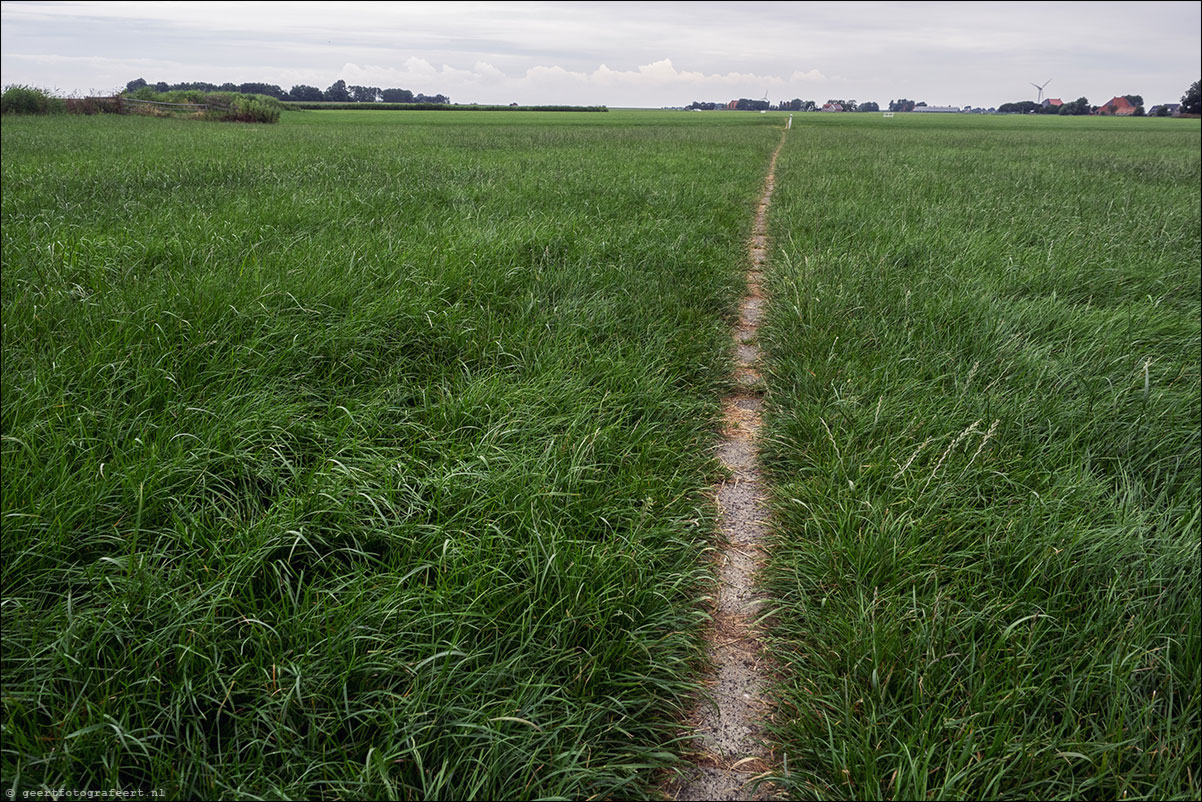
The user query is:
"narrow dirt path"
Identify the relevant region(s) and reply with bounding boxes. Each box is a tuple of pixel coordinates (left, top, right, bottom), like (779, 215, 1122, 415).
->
(668, 129, 787, 802)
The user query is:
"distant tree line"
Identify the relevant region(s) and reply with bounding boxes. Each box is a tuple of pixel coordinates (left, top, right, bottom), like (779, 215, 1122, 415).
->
(125, 78, 449, 104)
(685, 98, 769, 110)
(995, 95, 1141, 115)
(686, 98, 883, 112)
(997, 97, 1091, 115)
(736, 98, 771, 111)
(822, 99, 875, 112)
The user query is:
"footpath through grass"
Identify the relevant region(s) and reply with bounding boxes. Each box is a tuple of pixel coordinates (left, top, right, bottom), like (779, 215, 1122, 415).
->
(760, 114, 1201, 799)
(1, 110, 779, 799)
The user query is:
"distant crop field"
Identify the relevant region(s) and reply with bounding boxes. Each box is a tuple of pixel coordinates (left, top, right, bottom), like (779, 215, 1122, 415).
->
(281, 101, 608, 111)
(759, 113, 1200, 799)
(0, 109, 779, 799)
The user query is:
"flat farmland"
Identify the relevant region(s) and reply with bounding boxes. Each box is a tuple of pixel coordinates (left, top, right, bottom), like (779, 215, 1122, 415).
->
(1, 110, 779, 799)
(760, 114, 1200, 799)
(3, 109, 1200, 802)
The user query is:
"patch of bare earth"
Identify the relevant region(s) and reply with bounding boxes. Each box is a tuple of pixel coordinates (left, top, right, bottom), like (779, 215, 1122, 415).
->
(665, 131, 786, 802)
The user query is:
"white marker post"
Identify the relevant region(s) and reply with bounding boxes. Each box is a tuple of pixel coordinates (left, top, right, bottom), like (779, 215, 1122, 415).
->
(787, 114, 793, 129)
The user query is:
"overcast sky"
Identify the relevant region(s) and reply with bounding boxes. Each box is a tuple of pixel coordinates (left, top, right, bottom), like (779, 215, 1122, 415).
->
(2, 1, 1199, 107)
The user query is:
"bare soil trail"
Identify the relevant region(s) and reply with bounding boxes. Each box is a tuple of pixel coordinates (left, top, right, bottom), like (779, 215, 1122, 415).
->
(667, 128, 787, 801)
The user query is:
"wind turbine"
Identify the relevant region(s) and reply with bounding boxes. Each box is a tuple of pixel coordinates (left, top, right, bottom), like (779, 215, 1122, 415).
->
(1031, 78, 1052, 103)
(760, 88, 770, 113)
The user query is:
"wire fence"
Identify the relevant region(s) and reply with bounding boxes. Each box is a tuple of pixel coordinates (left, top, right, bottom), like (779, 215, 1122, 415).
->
(75, 96, 231, 114)
(120, 97, 229, 111)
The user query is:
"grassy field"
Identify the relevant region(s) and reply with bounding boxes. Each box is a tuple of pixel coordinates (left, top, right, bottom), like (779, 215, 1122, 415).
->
(4, 108, 1200, 801)
(1, 110, 780, 799)
(759, 114, 1201, 799)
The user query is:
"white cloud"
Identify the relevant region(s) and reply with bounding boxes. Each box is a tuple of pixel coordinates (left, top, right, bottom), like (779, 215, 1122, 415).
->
(288, 57, 824, 105)
(340, 58, 478, 87)
(790, 69, 826, 83)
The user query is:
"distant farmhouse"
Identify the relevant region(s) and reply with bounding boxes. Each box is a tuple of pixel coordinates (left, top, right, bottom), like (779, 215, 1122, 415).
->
(820, 102, 844, 112)
(1148, 103, 1181, 116)
(1041, 98, 1064, 109)
(1097, 96, 1138, 116)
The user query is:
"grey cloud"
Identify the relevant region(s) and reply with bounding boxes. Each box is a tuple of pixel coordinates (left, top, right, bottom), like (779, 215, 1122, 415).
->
(2, 1, 1198, 107)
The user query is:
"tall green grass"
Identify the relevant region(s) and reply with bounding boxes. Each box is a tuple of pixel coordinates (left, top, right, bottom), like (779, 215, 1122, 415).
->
(760, 114, 1201, 799)
(1, 111, 779, 799)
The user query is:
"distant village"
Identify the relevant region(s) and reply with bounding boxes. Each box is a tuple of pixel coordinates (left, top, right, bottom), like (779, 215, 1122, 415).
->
(681, 95, 1191, 117)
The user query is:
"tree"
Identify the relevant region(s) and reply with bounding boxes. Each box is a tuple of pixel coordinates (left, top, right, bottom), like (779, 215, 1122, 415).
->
(1182, 80, 1201, 115)
(1133, 105, 1145, 116)
(289, 84, 324, 101)
(125, 78, 148, 93)
(999, 100, 1040, 114)
(732, 98, 768, 111)
(381, 87, 414, 103)
(238, 83, 285, 99)
(172, 81, 218, 92)
(859, 101, 879, 112)
(154, 82, 169, 93)
(1058, 96, 1090, 115)
(1155, 104, 1172, 117)
(777, 98, 815, 112)
(324, 80, 350, 102)
(348, 85, 381, 102)
(1122, 94, 1143, 107)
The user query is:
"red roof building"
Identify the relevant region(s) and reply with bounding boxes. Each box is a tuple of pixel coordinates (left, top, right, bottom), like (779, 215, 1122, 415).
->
(1097, 96, 1137, 116)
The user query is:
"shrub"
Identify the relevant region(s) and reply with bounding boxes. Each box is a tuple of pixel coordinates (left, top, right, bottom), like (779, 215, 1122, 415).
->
(203, 92, 282, 123)
(64, 96, 119, 115)
(119, 88, 282, 123)
(1, 85, 66, 115)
